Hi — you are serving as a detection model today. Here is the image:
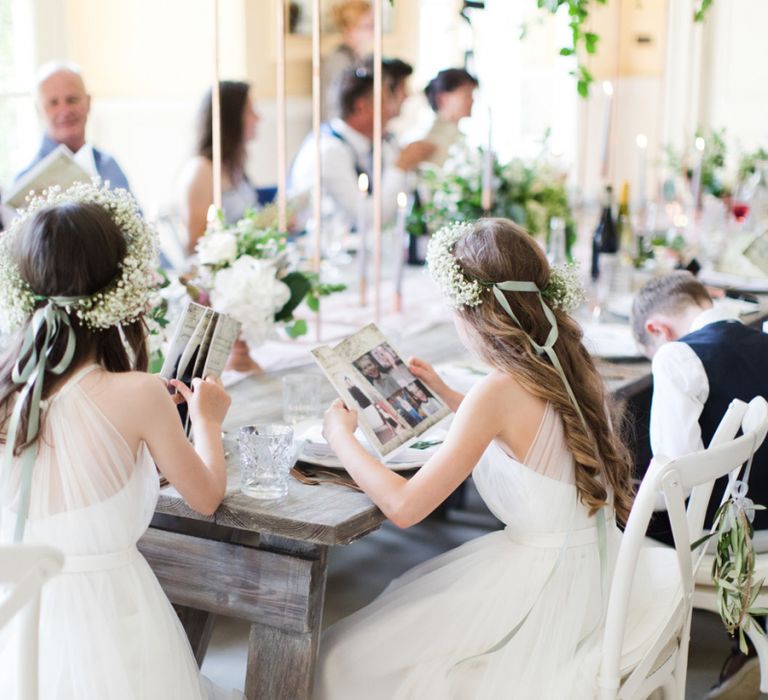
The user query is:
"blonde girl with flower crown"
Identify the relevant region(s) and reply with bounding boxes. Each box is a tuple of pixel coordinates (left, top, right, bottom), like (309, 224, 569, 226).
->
(0, 184, 241, 699)
(315, 218, 681, 699)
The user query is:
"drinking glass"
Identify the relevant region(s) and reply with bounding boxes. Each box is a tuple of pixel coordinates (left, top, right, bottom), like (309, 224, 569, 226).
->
(282, 374, 323, 425)
(237, 424, 295, 500)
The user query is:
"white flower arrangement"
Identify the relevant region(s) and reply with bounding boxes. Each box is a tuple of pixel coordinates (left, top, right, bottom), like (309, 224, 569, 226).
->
(193, 210, 344, 349)
(197, 230, 238, 267)
(209, 256, 291, 348)
(0, 181, 158, 332)
(412, 138, 574, 253)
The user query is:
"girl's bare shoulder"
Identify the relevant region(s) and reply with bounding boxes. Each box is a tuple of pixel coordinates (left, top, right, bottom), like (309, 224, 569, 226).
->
(85, 370, 169, 405)
(465, 369, 544, 416)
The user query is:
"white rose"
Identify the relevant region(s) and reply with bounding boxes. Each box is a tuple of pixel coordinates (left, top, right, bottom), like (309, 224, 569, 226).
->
(197, 231, 238, 267)
(210, 256, 291, 348)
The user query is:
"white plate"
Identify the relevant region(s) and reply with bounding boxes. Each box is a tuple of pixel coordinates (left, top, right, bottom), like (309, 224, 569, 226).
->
(299, 441, 432, 471)
(297, 424, 444, 471)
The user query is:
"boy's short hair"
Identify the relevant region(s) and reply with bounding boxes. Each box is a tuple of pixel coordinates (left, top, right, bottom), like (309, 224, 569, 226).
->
(631, 271, 712, 349)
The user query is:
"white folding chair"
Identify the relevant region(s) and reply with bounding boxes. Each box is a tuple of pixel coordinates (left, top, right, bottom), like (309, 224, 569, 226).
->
(693, 406, 768, 693)
(598, 396, 768, 699)
(0, 545, 64, 700)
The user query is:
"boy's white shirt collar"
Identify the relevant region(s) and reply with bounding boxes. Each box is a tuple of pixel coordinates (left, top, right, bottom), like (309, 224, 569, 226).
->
(688, 304, 739, 334)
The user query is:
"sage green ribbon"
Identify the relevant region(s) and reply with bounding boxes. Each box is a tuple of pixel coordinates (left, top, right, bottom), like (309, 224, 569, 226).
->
(451, 280, 608, 671)
(0, 298, 78, 542)
(491, 281, 589, 432)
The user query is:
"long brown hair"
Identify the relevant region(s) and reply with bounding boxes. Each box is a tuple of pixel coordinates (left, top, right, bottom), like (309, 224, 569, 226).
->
(0, 202, 148, 455)
(454, 218, 634, 523)
(195, 80, 251, 181)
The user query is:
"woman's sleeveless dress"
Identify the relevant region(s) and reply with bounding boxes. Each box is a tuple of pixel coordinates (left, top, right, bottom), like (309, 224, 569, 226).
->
(314, 402, 681, 699)
(0, 365, 240, 699)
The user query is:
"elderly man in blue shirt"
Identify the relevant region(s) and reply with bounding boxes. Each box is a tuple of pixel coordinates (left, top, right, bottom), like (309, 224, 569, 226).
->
(14, 61, 131, 192)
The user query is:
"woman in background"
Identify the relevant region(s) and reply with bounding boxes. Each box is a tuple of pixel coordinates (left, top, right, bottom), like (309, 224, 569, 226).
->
(423, 68, 478, 166)
(178, 80, 259, 254)
(322, 0, 373, 120)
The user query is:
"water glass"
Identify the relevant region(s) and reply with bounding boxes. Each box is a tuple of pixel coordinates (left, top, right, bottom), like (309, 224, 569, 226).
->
(237, 424, 295, 500)
(282, 374, 323, 425)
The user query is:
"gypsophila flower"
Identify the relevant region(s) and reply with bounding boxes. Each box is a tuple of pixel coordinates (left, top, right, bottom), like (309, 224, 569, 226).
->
(426, 222, 485, 308)
(542, 263, 587, 313)
(0, 180, 159, 331)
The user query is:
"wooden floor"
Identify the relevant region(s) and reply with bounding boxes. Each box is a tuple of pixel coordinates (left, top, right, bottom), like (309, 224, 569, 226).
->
(200, 482, 768, 699)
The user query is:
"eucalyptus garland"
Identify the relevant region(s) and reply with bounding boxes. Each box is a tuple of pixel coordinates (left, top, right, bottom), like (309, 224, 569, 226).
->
(693, 485, 768, 653)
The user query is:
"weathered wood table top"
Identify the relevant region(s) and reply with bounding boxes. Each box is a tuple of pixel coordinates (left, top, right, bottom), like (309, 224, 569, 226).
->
(153, 320, 664, 545)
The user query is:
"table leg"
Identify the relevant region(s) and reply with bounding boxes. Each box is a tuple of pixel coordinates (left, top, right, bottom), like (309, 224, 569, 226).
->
(175, 605, 217, 667)
(244, 544, 328, 700)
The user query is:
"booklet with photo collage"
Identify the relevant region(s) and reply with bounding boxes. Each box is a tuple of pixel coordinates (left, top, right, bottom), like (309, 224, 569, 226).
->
(311, 323, 450, 459)
(160, 301, 241, 436)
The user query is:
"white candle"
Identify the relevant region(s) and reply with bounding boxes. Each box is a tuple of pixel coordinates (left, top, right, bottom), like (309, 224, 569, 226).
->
(600, 81, 614, 181)
(691, 136, 705, 212)
(636, 133, 648, 213)
(276, 0, 287, 232)
(211, 0, 222, 209)
(481, 108, 493, 212)
(357, 173, 369, 306)
(394, 191, 408, 312)
(372, 0, 383, 323)
(312, 0, 322, 339)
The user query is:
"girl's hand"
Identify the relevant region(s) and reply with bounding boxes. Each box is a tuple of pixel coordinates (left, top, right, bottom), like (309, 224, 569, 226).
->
(408, 357, 449, 396)
(323, 399, 358, 444)
(170, 375, 231, 426)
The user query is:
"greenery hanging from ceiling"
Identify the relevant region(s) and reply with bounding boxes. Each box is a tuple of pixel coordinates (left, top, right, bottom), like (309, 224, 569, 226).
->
(532, 0, 715, 97)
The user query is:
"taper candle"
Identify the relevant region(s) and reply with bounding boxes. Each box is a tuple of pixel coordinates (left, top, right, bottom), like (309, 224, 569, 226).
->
(393, 191, 408, 312)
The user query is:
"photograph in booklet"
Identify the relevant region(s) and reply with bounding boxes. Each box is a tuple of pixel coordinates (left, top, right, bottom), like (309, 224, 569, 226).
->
(312, 324, 450, 457)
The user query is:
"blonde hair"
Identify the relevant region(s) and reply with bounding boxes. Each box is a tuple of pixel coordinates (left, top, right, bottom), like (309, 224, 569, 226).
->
(454, 218, 634, 523)
(630, 271, 711, 352)
(332, 0, 372, 32)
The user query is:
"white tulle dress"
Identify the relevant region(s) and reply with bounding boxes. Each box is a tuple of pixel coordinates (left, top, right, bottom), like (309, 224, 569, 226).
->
(0, 365, 240, 700)
(315, 402, 681, 699)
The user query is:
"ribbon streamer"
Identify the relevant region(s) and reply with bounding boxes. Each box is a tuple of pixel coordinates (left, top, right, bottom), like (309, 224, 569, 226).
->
(450, 279, 607, 671)
(0, 299, 78, 542)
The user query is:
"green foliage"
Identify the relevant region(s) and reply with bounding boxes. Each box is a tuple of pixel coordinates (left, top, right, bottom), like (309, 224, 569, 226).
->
(738, 147, 768, 183)
(531, 0, 714, 97)
(665, 127, 729, 199)
(196, 209, 346, 340)
(285, 319, 308, 339)
(275, 270, 312, 323)
(409, 139, 576, 260)
(694, 0, 714, 22)
(693, 494, 767, 652)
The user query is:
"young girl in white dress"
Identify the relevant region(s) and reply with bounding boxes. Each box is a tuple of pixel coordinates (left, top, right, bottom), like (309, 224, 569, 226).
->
(0, 184, 239, 699)
(316, 219, 680, 699)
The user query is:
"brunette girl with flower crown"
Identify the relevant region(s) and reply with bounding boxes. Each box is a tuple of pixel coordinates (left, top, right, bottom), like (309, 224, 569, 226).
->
(0, 183, 240, 699)
(315, 218, 681, 699)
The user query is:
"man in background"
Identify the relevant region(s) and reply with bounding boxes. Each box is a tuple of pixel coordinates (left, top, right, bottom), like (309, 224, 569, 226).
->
(289, 59, 433, 231)
(14, 61, 131, 191)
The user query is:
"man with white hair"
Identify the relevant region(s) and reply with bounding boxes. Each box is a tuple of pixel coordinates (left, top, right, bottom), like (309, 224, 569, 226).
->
(14, 61, 131, 191)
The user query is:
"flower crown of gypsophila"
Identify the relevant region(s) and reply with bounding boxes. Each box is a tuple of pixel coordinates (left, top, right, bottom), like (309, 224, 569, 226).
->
(0, 181, 159, 330)
(426, 221, 587, 313)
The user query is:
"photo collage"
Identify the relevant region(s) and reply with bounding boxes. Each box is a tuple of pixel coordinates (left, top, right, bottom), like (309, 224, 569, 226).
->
(312, 325, 450, 457)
